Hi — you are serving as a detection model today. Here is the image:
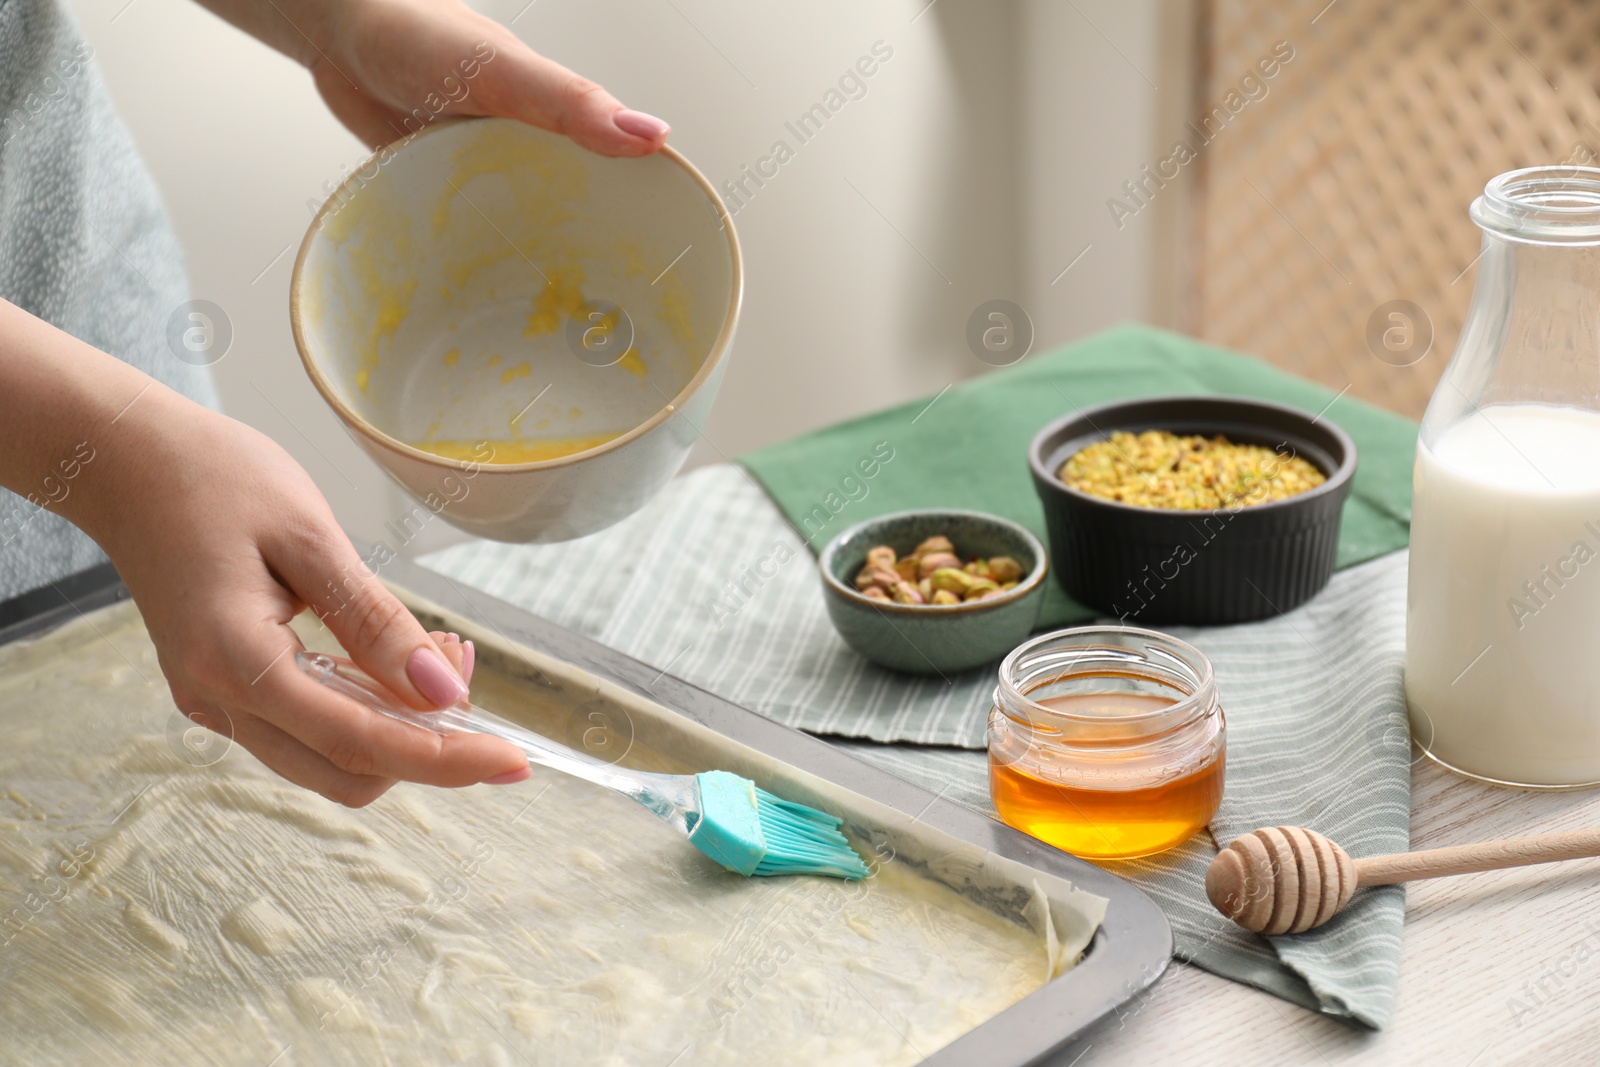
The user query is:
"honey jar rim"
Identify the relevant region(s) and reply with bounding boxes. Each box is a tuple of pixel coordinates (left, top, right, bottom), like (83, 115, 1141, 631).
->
(993, 625, 1218, 732)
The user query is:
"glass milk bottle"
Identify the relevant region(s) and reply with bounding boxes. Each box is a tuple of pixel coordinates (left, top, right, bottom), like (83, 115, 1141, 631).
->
(1407, 166, 1600, 787)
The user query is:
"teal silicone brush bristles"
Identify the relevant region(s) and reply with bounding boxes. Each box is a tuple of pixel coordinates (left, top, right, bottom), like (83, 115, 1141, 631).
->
(299, 653, 871, 882)
(688, 771, 869, 880)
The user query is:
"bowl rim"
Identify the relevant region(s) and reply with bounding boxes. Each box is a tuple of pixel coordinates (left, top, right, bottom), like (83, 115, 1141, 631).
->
(1027, 394, 1359, 517)
(288, 116, 744, 473)
(817, 508, 1050, 616)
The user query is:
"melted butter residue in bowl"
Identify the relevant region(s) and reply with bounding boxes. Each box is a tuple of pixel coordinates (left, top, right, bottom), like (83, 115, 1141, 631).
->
(322, 119, 706, 454)
(322, 178, 417, 396)
(411, 434, 621, 463)
(525, 263, 586, 337)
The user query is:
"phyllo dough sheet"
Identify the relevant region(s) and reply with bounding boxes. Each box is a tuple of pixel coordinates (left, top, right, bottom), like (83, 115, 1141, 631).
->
(0, 598, 1105, 1065)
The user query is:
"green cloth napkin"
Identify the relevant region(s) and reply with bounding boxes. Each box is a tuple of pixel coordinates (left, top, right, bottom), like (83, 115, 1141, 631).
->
(740, 322, 1418, 627)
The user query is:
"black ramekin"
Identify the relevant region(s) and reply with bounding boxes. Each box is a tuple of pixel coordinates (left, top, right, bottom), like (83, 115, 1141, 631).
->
(1028, 395, 1358, 625)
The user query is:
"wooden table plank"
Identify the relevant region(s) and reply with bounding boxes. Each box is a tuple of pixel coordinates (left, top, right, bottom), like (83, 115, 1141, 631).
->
(1043, 757, 1600, 1064)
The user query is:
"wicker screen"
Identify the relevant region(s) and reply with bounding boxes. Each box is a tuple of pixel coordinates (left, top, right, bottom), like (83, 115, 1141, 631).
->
(1189, 0, 1600, 418)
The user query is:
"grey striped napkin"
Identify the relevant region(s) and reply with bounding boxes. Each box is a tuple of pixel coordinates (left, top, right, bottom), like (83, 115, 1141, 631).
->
(421, 463, 1409, 1027)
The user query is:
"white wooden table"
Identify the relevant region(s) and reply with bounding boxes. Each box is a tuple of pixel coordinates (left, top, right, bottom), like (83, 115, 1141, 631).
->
(1047, 756, 1600, 1065)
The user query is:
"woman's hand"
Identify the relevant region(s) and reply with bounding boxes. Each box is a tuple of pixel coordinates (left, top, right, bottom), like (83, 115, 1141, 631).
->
(94, 389, 531, 806)
(27, 337, 532, 807)
(196, 0, 669, 155)
(88, 388, 530, 806)
(315, 0, 670, 153)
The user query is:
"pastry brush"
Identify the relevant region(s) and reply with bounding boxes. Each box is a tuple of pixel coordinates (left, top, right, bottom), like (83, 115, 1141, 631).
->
(297, 652, 870, 881)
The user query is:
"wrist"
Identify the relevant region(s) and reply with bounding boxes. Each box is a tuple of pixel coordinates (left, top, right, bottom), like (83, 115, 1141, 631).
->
(62, 386, 206, 557)
(0, 300, 161, 543)
(315, 0, 490, 69)
(191, 0, 351, 70)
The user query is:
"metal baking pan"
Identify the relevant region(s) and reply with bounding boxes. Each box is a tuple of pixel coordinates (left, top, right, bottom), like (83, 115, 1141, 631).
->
(12, 556, 1171, 1065)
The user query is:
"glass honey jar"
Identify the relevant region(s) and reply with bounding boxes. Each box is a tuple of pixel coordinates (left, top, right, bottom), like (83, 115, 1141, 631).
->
(988, 626, 1225, 860)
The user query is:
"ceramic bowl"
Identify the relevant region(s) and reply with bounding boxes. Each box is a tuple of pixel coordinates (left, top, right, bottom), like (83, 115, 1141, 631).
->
(291, 117, 742, 543)
(818, 510, 1049, 675)
(1028, 395, 1357, 624)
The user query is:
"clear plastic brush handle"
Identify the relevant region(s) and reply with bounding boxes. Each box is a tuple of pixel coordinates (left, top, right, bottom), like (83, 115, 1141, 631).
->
(294, 651, 686, 817)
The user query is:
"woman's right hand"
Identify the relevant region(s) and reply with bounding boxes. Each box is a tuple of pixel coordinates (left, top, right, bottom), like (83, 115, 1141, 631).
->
(73, 380, 531, 807)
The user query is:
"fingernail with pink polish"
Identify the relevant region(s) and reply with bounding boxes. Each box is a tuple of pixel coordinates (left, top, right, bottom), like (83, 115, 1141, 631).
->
(407, 647, 468, 708)
(444, 632, 460, 645)
(484, 765, 531, 786)
(462, 639, 475, 684)
(614, 109, 670, 140)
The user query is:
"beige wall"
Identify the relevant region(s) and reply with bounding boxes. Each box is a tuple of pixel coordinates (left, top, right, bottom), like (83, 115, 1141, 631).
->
(70, 0, 1175, 555)
(1018, 0, 1189, 341)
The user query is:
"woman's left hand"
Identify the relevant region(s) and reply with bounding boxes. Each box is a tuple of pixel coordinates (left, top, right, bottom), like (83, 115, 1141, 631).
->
(313, 0, 669, 154)
(203, 0, 670, 155)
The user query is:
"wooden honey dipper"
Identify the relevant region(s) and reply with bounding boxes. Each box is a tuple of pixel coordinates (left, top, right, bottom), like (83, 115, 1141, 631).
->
(1206, 824, 1600, 935)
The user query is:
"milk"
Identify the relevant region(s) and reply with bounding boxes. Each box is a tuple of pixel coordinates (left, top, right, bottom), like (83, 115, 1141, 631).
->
(1406, 404, 1600, 785)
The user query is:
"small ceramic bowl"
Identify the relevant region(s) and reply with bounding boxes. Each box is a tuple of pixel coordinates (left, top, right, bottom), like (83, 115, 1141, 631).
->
(818, 510, 1049, 675)
(1028, 395, 1357, 624)
(291, 116, 742, 543)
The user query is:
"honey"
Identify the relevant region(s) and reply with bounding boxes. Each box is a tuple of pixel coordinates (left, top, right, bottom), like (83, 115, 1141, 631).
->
(988, 629, 1226, 861)
(990, 730, 1225, 859)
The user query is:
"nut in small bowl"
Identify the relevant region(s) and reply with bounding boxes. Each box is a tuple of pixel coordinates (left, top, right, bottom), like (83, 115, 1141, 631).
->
(818, 510, 1049, 675)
